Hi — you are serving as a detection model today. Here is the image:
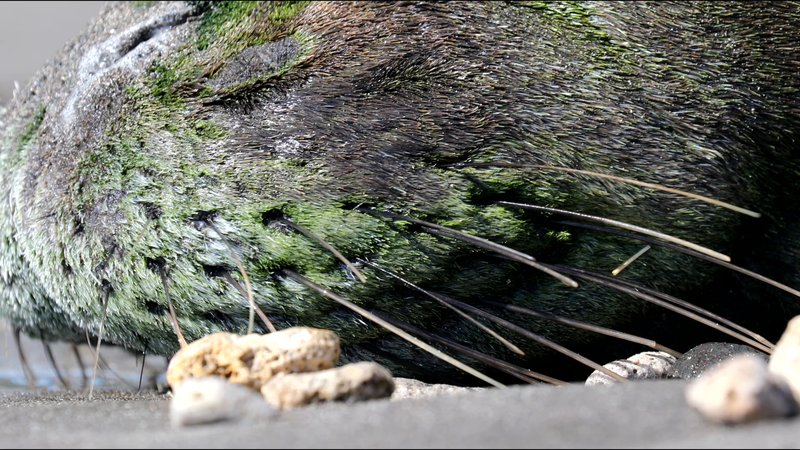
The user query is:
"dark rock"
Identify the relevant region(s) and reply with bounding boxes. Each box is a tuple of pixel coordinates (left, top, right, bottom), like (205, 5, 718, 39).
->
(668, 342, 768, 380)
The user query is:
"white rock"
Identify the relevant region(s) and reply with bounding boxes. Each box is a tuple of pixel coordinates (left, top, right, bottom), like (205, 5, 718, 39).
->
(170, 376, 276, 427)
(686, 354, 798, 425)
(768, 315, 800, 399)
(166, 326, 341, 390)
(391, 377, 484, 400)
(586, 351, 677, 386)
(261, 361, 395, 410)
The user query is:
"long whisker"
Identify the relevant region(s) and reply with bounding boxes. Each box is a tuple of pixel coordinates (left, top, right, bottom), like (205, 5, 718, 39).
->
(559, 218, 800, 301)
(98, 353, 138, 390)
(158, 269, 187, 348)
(71, 344, 88, 390)
(83, 334, 139, 391)
(551, 265, 774, 354)
(612, 245, 651, 276)
(12, 327, 37, 390)
(232, 256, 277, 334)
(449, 163, 761, 218)
(569, 266, 775, 350)
(137, 353, 146, 392)
(480, 300, 682, 358)
(279, 218, 367, 283)
(356, 207, 578, 288)
(89, 287, 111, 399)
(497, 201, 731, 262)
(554, 219, 779, 348)
(41, 341, 70, 390)
(360, 259, 525, 355)
(374, 310, 565, 385)
(205, 220, 277, 334)
(281, 269, 506, 388)
(436, 296, 628, 382)
(223, 271, 278, 333)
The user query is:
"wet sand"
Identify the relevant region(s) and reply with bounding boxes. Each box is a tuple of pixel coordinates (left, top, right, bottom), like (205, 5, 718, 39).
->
(2, 379, 799, 449)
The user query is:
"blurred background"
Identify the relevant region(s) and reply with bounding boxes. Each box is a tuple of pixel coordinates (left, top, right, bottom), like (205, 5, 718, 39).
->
(0, 1, 167, 392)
(0, 1, 104, 105)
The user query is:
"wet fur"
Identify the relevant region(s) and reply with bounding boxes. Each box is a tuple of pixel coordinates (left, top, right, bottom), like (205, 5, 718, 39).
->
(1, 1, 799, 384)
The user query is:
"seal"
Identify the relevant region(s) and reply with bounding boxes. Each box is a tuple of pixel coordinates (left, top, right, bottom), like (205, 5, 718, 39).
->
(1, 1, 799, 384)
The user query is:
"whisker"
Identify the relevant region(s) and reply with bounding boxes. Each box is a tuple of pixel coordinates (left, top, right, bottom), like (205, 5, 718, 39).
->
(82, 334, 139, 391)
(12, 327, 37, 390)
(41, 341, 71, 390)
(480, 300, 682, 358)
(137, 353, 146, 392)
(97, 353, 138, 390)
(554, 219, 779, 349)
(552, 265, 774, 354)
(375, 311, 566, 385)
(573, 267, 775, 351)
(435, 296, 628, 382)
(279, 217, 367, 283)
(497, 201, 731, 262)
(612, 245, 651, 276)
(360, 259, 525, 355)
(223, 271, 278, 334)
(158, 269, 187, 348)
(560, 216, 800, 300)
(356, 207, 578, 288)
(71, 344, 88, 390)
(233, 256, 277, 334)
(204, 220, 277, 334)
(449, 162, 761, 218)
(235, 257, 255, 334)
(89, 287, 111, 399)
(281, 269, 506, 388)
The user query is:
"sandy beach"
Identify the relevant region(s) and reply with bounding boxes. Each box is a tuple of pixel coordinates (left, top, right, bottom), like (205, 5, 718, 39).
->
(2, 379, 799, 449)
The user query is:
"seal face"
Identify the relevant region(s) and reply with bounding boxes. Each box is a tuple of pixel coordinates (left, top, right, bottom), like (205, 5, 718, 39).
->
(1, 1, 799, 383)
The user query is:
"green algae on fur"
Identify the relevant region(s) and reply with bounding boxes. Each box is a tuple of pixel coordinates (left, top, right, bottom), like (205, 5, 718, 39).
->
(1, 1, 800, 384)
(18, 105, 45, 147)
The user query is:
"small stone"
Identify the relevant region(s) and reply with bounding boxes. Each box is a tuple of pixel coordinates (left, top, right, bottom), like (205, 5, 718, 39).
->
(586, 351, 677, 386)
(260, 361, 395, 410)
(170, 376, 276, 427)
(668, 342, 767, 380)
(685, 354, 798, 425)
(166, 326, 341, 390)
(391, 378, 485, 400)
(768, 315, 800, 399)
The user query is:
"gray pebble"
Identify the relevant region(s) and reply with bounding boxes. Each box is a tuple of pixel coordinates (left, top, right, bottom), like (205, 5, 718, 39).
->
(668, 342, 768, 380)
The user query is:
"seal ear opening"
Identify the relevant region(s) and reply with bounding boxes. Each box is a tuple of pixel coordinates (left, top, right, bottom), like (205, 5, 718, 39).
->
(201, 264, 229, 278)
(260, 208, 286, 225)
(145, 299, 166, 316)
(190, 210, 220, 230)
